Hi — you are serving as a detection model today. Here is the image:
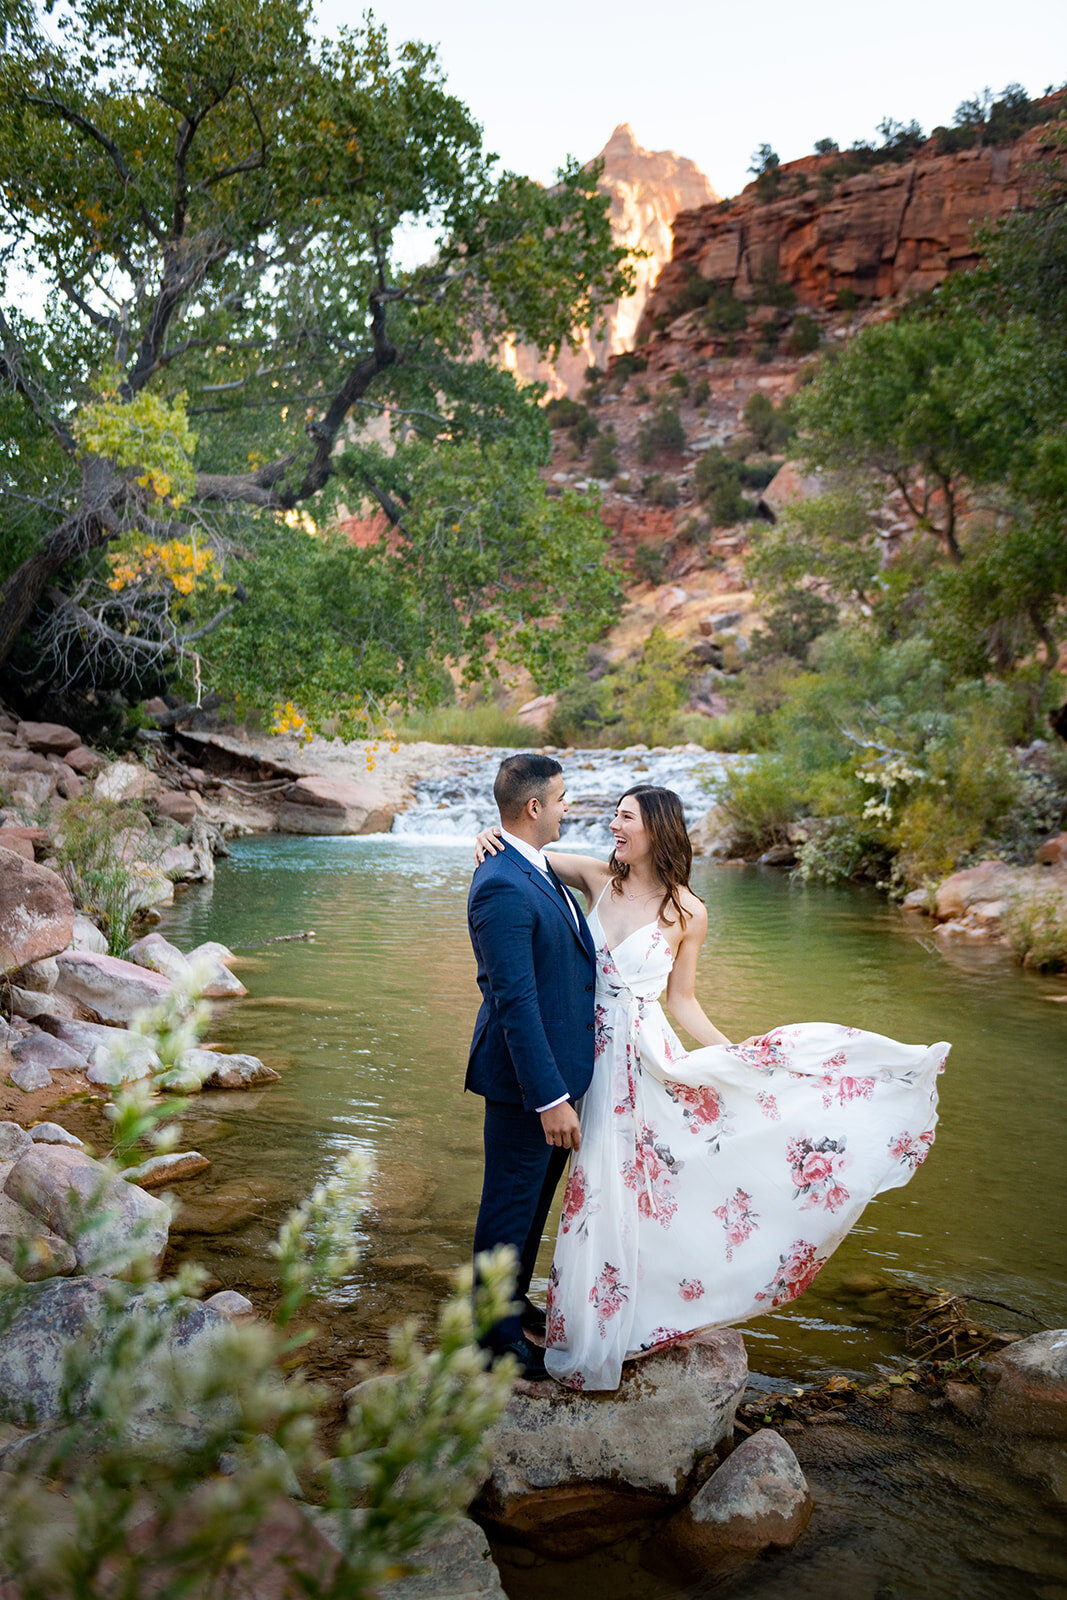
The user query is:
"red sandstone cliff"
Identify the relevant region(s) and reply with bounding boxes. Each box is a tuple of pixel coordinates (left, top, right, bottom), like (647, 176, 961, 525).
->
(503, 124, 718, 396)
(638, 109, 1061, 334)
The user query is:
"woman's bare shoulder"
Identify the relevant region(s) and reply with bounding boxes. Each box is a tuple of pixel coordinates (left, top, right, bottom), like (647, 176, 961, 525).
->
(679, 888, 708, 933)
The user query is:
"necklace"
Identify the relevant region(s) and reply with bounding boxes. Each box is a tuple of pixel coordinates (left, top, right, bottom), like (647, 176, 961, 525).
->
(623, 886, 662, 902)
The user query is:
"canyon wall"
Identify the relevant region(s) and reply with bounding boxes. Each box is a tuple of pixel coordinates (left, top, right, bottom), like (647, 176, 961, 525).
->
(639, 114, 1059, 332)
(502, 124, 718, 396)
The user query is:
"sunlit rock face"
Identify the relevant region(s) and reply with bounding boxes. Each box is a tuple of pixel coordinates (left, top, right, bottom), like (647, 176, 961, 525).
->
(501, 124, 718, 397)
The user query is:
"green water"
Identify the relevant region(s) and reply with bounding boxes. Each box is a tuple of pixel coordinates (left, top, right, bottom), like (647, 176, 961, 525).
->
(156, 835, 1067, 1379)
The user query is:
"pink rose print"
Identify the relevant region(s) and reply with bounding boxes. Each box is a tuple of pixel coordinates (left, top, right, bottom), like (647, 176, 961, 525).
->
(888, 1129, 935, 1169)
(728, 1030, 791, 1073)
(755, 1239, 824, 1307)
(546, 1266, 566, 1348)
(713, 1187, 760, 1260)
(665, 1079, 724, 1133)
(756, 1091, 780, 1121)
(593, 1003, 612, 1060)
(642, 1326, 684, 1351)
(621, 1126, 681, 1226)
(787, 1135, 851, 1211)
(679, 1278, 705, 1302)
(560, 1163, 600, 1239)
(589, 1261, 629, 1334)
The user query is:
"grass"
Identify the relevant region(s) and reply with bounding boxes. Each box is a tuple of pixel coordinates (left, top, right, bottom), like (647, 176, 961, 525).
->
(1004, 886, 1067, 971)
(393, 703, 548, 748)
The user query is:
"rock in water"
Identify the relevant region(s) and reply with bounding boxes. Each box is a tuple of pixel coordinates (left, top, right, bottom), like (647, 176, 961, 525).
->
(4, 1144, 170, 1277)
(176, 1048, 279, 1090)
(667, 1428, 812, 1560)
(276, 774, 394, 836)
(477, 1329, 747, 1555)
(985, 1329, 1067, 1438)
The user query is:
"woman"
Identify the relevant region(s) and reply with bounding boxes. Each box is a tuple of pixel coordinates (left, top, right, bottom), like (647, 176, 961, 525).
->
(476, 785, 948, 1391)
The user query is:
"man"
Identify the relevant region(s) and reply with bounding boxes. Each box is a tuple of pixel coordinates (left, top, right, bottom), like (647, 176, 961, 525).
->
(466, 753, 597, 1379)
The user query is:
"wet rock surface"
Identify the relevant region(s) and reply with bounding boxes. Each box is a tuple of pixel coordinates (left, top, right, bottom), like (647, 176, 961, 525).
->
(667, 1427, 812, 1558)
(477, 1330, 747, 1555)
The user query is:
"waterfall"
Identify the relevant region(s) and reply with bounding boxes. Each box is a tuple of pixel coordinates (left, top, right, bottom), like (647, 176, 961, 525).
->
(390, 745, 737, 848)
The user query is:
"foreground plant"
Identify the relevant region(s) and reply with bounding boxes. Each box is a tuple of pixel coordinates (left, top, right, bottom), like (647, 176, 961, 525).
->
(0, 985, 516, 1597)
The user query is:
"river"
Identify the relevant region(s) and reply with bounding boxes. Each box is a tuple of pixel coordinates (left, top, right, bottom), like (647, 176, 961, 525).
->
(152, 745, 1067, 1596)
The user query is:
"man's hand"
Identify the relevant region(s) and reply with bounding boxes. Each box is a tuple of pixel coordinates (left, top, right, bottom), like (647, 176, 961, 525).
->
(540, 1101, 581, 1152)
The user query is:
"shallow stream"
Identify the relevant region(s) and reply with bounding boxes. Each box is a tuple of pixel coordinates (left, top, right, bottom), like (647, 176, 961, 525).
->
(153, 746, 1067, 1596)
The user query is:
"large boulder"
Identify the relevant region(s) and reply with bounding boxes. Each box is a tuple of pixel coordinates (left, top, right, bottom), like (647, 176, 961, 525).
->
(0, 1277, 228, 1427)
(4, 1143, 170, 1277)
(0, 848, 75, 977)
(16, 720, 81, 756)
(667, 1428, 812, 1561)
(758, 462, 827, 520)
(314, 1513, 506, 1600)
(476, 1329, 747, 1555)
(53, 948, 172, 1024)
(154, 789, 203, 826)
(689, 804, 746, 859)
(11, 1033, 86, 1076)
(276, 775, 394, 836)
(0, 1191, 78, 1281)
(934, 860, 1018, 921)
(128, 933, 194, 986)
(93, 760, 157, 802)
(984, 1329, 1067, 1438)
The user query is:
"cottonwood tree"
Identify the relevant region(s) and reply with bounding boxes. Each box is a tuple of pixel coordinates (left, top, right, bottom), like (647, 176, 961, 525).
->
(0, 0, 631, 729)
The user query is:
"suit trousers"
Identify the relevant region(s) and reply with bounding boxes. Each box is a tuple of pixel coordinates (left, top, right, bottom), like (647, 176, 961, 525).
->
(473, 1097, 569, 1349)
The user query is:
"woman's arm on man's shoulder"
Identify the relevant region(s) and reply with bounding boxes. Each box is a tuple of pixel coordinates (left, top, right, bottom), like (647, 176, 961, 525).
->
(544, 851, 611, 901)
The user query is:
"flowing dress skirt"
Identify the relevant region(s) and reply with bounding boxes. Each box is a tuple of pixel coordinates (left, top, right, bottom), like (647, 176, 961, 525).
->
(543, 911, 949, 1391)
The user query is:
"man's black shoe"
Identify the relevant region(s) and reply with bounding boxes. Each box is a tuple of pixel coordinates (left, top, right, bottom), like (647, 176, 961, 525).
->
(489, 1336, 548, 1381)
(519, 1296, 547, 1339)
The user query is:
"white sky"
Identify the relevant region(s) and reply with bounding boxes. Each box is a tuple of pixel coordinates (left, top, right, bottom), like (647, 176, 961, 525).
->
(315, 0, 1067, 200)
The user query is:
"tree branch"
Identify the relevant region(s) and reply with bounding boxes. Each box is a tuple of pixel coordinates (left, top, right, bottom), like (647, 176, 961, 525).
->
(0, 308, 77, 455)
(25, 92, 164, 243)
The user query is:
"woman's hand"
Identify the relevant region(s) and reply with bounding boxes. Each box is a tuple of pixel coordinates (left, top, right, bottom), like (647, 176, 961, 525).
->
(474, 825, 504, 866)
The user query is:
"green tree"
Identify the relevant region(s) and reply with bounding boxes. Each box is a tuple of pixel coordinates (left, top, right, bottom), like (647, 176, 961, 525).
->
(0, 0, 632, 729)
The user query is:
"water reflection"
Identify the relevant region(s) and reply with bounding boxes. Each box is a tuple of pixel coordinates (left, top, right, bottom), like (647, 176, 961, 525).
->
(157, 836, 1067, 1379)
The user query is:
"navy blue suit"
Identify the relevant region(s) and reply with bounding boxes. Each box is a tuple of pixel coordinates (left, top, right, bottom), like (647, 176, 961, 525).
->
(467, 841, 596, 1346)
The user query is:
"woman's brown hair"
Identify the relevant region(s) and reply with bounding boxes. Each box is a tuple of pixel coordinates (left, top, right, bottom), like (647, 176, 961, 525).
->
(608, 785, 698, 928)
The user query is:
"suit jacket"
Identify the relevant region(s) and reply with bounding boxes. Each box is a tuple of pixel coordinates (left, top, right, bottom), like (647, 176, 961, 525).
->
(466, 841, 597, 1110)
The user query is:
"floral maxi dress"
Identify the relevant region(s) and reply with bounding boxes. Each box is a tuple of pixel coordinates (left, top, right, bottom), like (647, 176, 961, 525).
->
(543, 898, 949, 1391)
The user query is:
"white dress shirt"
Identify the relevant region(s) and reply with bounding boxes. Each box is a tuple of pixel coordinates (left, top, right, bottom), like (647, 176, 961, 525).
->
(498, 828, 580, 1113)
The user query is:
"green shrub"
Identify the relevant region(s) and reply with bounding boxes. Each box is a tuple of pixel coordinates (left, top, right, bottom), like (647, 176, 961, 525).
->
(612, 351, 648, 383)
(54, 792, 161, 957)
(667, 371, 690, 393)
(709, 753, 807, 854)
(632, 541, 668, 584)
(589, 426, 619, 479)
(788, 314, 821, 355)
(742, 391, 795, 452)
(636, 402, 686, 462)
(642, 473, 680, 507)
(736, 459, 779, 490)
(1004, 888, 1067, 970)
(703, 294, 748, 336)
(691, 377, 711, 406)
(694, 448, 758, 524)
(835, 287, 858, 312)
(543, 396, 587, 430)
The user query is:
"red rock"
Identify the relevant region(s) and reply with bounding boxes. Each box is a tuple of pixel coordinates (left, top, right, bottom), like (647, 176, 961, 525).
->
(53, 948, 173, 1023)
(668, 1428, 812, 1558)
(277, 775, 394, 836)
(934, 860, 1018, 921)
(0, 749, 56, 775)
(0, 831, 35, 862)
(638, 109, 1059, 330)
(985, 1329, 1067, 1438)
(154, 788, 203, 825)
(16, 721, 81, 755)
(63, 745, 104, 776)
(1036, 833, 1067, 866)
(0, 848, 75, 976)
